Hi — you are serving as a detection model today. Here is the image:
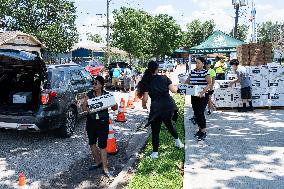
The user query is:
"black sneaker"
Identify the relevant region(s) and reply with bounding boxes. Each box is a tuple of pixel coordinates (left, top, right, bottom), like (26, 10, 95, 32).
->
(247, 106, 254, 111)
(194, 130, 202, 138)
(197, 132, 206, 141)
(88, 162, 102, 171)
(207, 111, 211, 115)
(238, 108, 247, 112)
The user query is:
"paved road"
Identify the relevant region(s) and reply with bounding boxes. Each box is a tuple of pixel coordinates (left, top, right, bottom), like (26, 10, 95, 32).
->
(0, 92, 148, 189)
(183, 96, 284, 189)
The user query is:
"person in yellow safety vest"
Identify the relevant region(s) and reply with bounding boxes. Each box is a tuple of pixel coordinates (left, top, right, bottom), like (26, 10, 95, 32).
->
(214, 57, 227, 80)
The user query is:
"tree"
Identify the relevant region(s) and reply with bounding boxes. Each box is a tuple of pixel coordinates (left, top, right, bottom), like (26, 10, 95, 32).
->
(0, 0, 79, 53)
(112, 7, 151, 61)
(184, 19, 215, 48)
(87, 33, 103, 43)
(148, 14, 182, 59)
(230, 24, 249, 41)
(257, 21, 284, 50)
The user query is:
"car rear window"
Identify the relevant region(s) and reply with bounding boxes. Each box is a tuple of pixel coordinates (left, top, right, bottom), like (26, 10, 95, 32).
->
(46, 70, 66, 89)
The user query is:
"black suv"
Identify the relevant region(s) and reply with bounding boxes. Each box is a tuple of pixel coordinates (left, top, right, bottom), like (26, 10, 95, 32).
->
(0, 49, 93, 138)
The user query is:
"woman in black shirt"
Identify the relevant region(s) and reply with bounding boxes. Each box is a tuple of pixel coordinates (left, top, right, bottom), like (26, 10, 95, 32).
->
(83, 76, 117, 177)
(137, 61, 184, 159)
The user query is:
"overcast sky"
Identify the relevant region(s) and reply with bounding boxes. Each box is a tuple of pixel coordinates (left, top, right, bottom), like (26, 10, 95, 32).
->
(73, 0, 284, 42)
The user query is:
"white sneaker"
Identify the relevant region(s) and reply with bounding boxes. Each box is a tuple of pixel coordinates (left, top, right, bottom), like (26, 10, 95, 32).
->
(149, 152, 159, 159)
(175, 139, 185, 149)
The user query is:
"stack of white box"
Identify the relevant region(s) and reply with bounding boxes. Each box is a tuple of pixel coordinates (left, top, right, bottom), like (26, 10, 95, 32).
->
(213, 63, 284, 108)
(213, 80, 242, 108)
(267, 65, 284, 106)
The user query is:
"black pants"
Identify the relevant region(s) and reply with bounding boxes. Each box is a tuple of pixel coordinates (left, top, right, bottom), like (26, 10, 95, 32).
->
(191, 96, 208, 129)
(151, 112, 179, 152)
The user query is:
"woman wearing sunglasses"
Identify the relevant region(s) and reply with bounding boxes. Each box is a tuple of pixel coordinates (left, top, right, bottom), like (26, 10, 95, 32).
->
(83, 76, 117, 178)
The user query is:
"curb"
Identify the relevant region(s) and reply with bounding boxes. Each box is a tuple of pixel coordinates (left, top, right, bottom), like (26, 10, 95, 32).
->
(108, 127, 151, 189)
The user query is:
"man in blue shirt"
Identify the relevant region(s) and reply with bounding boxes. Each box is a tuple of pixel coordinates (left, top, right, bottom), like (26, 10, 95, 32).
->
(111, 64, 122, 91)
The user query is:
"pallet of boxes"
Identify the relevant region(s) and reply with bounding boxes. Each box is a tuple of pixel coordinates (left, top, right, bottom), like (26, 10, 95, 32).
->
(213, 42, 284, 108)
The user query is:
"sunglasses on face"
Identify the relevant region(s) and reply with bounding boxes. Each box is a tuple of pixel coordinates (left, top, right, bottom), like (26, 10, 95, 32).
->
(93, 81, 100, 85)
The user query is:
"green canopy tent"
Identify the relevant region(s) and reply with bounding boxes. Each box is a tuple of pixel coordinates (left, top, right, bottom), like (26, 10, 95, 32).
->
(189, 30, 245, 54)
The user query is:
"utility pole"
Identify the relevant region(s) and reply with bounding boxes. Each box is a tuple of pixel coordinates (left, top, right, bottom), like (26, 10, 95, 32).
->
(232, 0, 247, 38)
(107, 0, 111, 65)
(234, 3, 240, 38)
(250, 0, 257, 42)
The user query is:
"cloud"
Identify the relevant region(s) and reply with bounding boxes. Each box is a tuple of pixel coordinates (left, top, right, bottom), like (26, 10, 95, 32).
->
(152, 4, 177, 15)
(182, 8, 234, 32)
(263, 8, 284, 22)
(190, 0, 232, 9)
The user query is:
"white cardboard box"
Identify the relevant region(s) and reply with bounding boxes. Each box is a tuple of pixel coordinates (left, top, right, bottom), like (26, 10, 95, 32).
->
(267, 99, 284, 106)
(87, 93, 116, 113)
(177, 84, 205, 96)
(252, 99, 267, 107)
(226, 73, 238, 80)
(13, 92, 32, 104)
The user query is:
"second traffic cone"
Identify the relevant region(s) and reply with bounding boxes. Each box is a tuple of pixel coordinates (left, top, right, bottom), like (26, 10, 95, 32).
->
(127, 92, 135, 109)
(116, 105, 126, 122)
(18, 172, 26, 186)
(106, 121, 118, 154)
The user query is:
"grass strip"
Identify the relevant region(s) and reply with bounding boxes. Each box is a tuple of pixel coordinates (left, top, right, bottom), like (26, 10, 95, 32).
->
(126, 95, 185, 189)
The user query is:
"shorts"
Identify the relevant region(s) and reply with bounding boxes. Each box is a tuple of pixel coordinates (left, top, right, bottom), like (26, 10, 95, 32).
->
(112, 78, 120, 86)
(208, 90, 214, 96)
(86, 119, 109, 149)
(241, 87, 252, 99)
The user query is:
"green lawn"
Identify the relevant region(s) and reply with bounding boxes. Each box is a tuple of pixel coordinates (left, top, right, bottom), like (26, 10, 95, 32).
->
(126, 95, 185, 189)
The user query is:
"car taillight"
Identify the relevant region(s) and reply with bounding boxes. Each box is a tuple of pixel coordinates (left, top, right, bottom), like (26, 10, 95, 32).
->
(41, 91, 57, 104)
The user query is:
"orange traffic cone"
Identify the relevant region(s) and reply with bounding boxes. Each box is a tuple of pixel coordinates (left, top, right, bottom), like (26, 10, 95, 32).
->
(116, 104, 126, 122)
(127, 92, 135, 109)
(107, 119, 118, 154)
(18, 172, 26, 186)
(119, 98, 127, 113)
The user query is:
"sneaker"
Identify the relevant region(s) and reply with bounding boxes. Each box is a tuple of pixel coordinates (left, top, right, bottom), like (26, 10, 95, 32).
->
(88, 162, 102, 171)
(194, 130, 202, 138)
(175, 139, 184, 149)
(207, 111, 211, 115)
(238, 108, 247, 112)
(149, 152, 159, 159)
(247, 106, 254, 111)
(103, 170, 114, 178)
(197, 132, 206, 141)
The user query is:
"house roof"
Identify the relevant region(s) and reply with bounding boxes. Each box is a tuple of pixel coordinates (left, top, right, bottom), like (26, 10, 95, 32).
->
(189, 30, 245, 54)
(0, 31, 45, 48)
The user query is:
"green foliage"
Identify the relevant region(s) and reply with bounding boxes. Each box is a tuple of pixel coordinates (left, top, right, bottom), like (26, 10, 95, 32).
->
(184, 19, 215, 48)
(148, 14, 182, 59)
(0, 0, 79, 53)
(229, 24, 249, 41)
(112, 7, 182, 61)
(126, 95, 185, 189)
(87, 32, 103, 43)
(112, 7, 151, 58)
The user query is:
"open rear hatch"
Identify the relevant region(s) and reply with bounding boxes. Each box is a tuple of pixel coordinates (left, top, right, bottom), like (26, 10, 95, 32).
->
(0, 49, 47, 115)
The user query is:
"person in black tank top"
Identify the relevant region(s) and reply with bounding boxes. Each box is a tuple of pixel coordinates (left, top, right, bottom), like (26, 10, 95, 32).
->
(137, 61, 184, 159)
(83, 76, 118, 177)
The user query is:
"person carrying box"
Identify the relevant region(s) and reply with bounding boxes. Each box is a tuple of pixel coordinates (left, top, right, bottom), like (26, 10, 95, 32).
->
(229, 59, 254, 112)
(185, 57, 212, 141)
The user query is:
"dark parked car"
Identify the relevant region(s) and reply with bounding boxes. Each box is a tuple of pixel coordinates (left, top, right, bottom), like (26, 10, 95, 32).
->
(0, 49, 93, 138)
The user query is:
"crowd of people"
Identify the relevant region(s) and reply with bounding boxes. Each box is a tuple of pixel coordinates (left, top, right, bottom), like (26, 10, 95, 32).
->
(82, 57, 254, 178)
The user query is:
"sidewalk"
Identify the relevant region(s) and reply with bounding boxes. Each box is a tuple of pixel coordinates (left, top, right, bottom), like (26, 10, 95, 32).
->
(183, 95, 284, 189)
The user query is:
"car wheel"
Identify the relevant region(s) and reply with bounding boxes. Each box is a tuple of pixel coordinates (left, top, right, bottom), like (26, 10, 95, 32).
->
(55, 107, 77, 138)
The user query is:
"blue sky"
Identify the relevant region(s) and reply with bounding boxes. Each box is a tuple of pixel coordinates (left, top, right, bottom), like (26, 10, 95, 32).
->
(73, 0, 284, 42)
